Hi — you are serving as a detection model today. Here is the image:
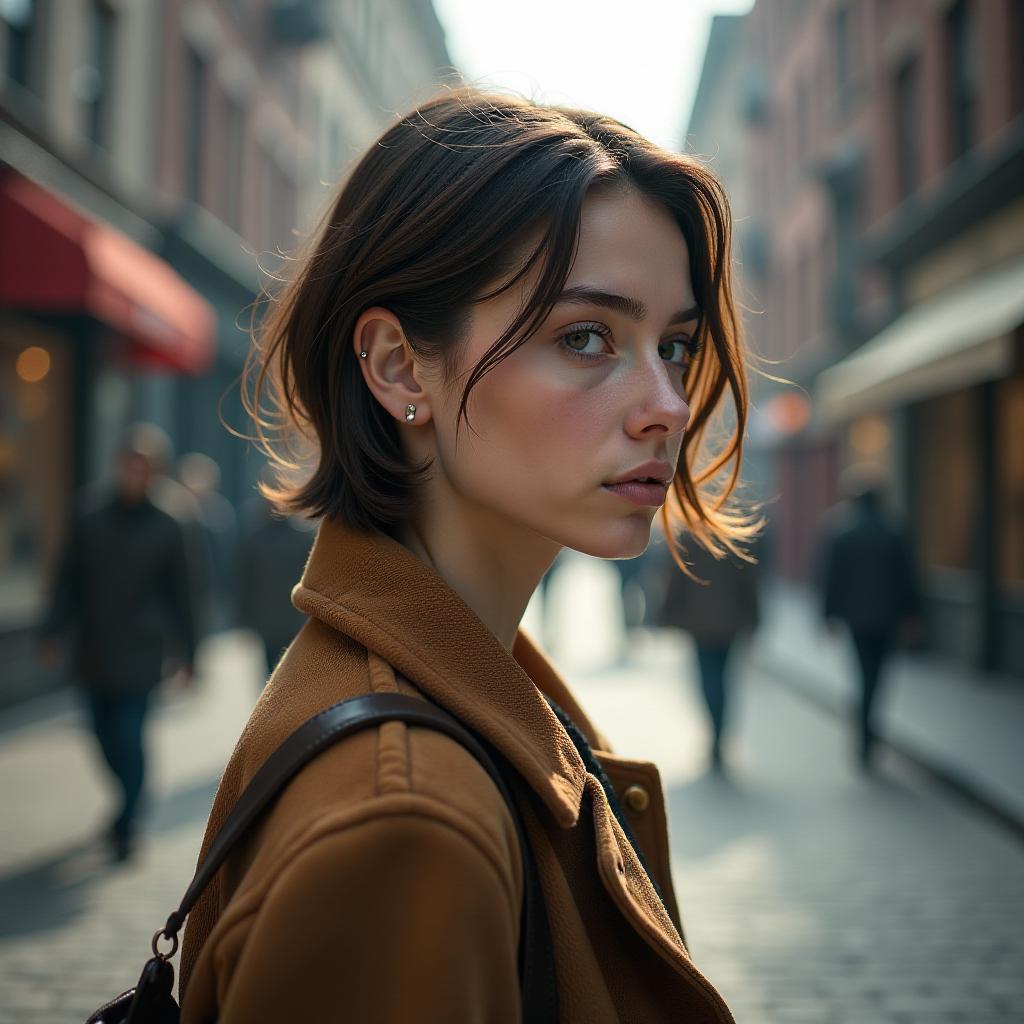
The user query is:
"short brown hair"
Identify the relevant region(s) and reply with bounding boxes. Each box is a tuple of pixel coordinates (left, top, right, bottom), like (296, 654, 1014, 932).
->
(247, 87, 759, 560)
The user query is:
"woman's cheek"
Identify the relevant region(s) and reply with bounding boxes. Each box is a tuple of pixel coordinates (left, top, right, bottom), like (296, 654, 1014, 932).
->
(490, 370, 604, 476)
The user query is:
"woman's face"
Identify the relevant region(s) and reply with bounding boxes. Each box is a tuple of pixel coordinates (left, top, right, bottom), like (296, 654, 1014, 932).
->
(424, 188, 697, 559)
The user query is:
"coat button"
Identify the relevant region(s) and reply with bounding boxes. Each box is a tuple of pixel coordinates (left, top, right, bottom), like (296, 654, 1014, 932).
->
(623, 784, 650, 814)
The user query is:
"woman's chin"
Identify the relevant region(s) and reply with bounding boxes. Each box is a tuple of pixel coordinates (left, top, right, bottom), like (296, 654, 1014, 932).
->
(561, 516, 655, 560)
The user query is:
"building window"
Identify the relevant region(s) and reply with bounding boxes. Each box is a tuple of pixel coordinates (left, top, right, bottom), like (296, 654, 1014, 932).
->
(223, 95, 244, 232)
(184, 46, 205, 204)
(3, 0, 40, 90)
(834, 5, 850, 114)
(0, 321, 73, 615)
(84, 0, 116, 147)
(947, 0, 977, 159)
(895, 56, 918, 199)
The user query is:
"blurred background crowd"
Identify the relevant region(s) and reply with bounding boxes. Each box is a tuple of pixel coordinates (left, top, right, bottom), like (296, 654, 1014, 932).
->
(0, 1, 1022, 1021)
(2, 0, 1021, 698)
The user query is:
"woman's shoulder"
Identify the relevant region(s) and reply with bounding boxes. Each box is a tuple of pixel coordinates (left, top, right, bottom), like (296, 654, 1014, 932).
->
(180, 620, 524, 1005)
(218, 619, 523, 905)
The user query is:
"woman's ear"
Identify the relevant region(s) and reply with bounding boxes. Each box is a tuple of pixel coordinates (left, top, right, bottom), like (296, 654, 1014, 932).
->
(353, 307, 432, 426)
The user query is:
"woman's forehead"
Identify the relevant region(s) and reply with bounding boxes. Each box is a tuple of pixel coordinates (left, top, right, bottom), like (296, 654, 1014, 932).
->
(470, 189, 695, 324)
(569, 191, 695, 319)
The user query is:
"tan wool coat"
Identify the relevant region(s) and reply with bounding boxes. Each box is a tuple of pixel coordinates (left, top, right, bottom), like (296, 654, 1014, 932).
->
(179, 519, 735, 1023)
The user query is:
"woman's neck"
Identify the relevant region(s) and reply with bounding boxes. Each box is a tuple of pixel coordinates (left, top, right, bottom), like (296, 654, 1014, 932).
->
(401, 500, 560, 652)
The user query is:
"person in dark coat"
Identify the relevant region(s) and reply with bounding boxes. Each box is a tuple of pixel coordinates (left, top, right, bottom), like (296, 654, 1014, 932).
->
(815, 468, 922, 770)
(39, 432, 198, 860)
(658, 538, 760, 771)
(237, 495, 315, 677)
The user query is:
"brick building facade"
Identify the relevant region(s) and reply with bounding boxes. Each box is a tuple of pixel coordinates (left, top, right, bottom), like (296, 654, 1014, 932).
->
(687, 0, 1024, 673)
(0, 0, 452, 703)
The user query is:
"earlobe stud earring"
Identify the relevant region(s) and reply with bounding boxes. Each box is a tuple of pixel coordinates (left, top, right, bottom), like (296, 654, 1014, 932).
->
(359, 351, 368, 358)
(404, 404, 417, 423)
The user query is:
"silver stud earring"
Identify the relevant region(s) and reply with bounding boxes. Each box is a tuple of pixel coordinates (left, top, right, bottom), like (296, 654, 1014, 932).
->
(359, 351, 368, 358)
(404, 404, 417, 423)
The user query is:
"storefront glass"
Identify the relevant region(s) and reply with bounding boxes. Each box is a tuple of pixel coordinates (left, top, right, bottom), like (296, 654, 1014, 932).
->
(0, 317, 72, 623)
(916, 387, 977, 572)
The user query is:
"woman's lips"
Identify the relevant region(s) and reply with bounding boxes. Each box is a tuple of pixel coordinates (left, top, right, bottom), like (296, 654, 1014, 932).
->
(602, 480, 669, 506)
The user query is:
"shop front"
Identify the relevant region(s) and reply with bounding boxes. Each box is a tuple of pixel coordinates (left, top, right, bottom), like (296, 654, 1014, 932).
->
(818, 258, 1024, 675)
(0, 169, 215, 704)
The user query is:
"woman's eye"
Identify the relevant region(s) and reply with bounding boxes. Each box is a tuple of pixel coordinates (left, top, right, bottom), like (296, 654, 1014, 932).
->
(658, 338, 693, 367)
(559, 326, 609, 359)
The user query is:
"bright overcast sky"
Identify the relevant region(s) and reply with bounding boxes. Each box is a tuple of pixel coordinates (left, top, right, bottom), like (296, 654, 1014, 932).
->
(431, 0, 755, 152)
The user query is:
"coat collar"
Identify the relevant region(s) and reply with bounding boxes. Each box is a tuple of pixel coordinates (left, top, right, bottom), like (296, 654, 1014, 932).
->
(292, 517, 588, 827)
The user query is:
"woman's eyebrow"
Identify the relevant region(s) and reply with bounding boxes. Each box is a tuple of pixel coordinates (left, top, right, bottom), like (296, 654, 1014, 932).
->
(555, 285, 700, 325)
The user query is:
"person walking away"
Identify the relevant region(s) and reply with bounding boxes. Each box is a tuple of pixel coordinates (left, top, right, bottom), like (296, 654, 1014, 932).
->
(237, 494, 315, 677)
(658, 538, 760, 772)
(179, 452, 238, 631)
(38, 431, 198, 861)
(815, 468, 922, 771)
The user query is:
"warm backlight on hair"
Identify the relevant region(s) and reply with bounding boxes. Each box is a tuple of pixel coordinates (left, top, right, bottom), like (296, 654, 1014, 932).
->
(16, 346, 51, 383)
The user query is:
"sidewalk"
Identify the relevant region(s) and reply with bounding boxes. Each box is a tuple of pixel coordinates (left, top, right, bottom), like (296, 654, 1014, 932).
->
(0, 630, 259, 1021)
(751, 581, 1024, 831)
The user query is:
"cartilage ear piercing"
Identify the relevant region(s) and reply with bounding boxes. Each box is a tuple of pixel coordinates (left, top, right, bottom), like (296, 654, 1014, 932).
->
(404, 404, 417, 423)
(359, 351, 368, 358)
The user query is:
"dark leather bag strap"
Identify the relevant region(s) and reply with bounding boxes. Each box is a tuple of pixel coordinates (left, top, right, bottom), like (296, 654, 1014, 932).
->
(164, 693, 558, 1022)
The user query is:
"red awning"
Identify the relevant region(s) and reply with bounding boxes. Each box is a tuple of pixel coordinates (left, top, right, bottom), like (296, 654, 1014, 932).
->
(0, 170, 215, 374)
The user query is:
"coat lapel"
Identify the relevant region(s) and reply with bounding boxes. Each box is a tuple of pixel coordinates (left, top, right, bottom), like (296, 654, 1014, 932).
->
(293, 519, 587, 826)
(293, 519, 700, 976)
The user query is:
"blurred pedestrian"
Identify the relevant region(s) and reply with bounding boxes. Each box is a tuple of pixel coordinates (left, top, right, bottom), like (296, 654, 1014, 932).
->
(815, 466, 923, 771)
(237, 494, 315, 677)
(179, 452, 238, 630)
(658, 537, 760, 771)
(38, 429, 198, 861)
(128, 424, 212, 637)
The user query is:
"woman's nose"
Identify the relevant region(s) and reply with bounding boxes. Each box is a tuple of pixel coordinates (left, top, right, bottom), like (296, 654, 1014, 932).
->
(622, 359, 691, 441)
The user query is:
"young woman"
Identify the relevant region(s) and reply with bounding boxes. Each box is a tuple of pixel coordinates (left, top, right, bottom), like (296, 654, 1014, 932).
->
(179, 87, 755, 1023)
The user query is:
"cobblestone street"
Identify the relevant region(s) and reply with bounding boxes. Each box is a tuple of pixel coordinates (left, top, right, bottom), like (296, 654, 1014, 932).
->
(0, 634, 258, 1023)
(580, 637, 1024, 1023)
(1, 579, 1022, 1021)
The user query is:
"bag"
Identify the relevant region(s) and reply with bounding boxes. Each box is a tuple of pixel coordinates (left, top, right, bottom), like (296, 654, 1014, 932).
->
(85, 692, 558, 1023)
